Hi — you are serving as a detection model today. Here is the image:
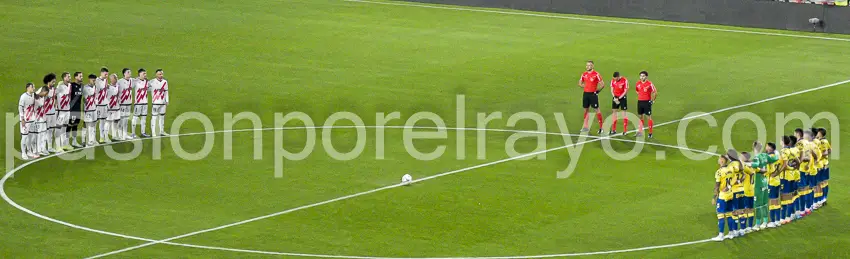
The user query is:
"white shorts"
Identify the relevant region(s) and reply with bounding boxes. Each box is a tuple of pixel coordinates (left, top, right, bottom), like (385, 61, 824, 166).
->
(20, 121, 30, 135)
(58, 111, 70, 126)
(46, 113, 57, 128)
(134, 104, 148, 116)
(108, 109, 120, 121)
(120, 105, 132, 118)
(84, 111, 98, 123)
(97, 106, 108, 120)
(37, 122, 47, 132)
(30, 121, 42, 133)
(151, 104, 167, 116)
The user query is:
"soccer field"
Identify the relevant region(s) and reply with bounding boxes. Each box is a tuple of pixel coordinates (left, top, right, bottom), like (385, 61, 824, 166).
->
(2, 0, 850, 258)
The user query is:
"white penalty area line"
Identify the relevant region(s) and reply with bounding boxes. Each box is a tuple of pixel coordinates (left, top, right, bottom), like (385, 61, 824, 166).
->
(344, 0, 850, 42)
(81, 78, 850, 258)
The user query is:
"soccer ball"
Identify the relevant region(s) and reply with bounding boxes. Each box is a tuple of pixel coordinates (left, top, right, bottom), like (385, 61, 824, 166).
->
(401, 174, 413, 185)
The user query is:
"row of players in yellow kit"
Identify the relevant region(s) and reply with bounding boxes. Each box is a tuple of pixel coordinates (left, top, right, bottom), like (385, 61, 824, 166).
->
(712, 128, 831, 241)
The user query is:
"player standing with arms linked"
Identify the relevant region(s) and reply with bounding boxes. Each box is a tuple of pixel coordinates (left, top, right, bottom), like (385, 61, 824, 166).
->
(18, 83, 36, 159)
(55, 72, 72, 151)
(43, 74, 58, 153)
(132, 68, 150, 138)
(798, 130, 818, 216)
(117, 68, 134, 140)
(83, 74, 99, 146)
(95, 68, 110, 142)
(609, 72, 628, 136)
(635, 71, 657, 138)
(712, 155, 736, 241)
(106, 74, 120, 140)
(780, 136, 800, 224)
(34, 86, 49, 156)
(149, 69, 169, 136)
(809, 128, 824, 210)
(815, 128, 831, 206)
(578, 61, 604, 134)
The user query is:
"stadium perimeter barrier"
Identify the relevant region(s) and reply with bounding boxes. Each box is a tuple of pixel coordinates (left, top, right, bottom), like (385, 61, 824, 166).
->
(399, 0, 850, 34)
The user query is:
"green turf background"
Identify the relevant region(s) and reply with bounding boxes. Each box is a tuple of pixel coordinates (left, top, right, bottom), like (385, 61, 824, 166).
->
(1, 0, 849, 258)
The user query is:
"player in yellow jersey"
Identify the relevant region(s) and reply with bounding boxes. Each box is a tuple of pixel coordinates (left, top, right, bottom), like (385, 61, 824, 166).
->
(764, 142, 784, 228)
(796, 129, 818, 216)
(790, 135, 806, 219)
(810, 128, 825, 210)
(816, 128, 832, 206)
(739, 152, 760, 232)
(780, 136, 801, 224)
(724, 150, 747, 235)
(713, 155, 737, 241)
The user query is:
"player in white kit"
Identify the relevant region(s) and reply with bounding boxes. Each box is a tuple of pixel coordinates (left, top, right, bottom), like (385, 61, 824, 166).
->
(43, 73, 58, 153)
(132, 68, 150, 138)
(96, 67, 110, 142)
(19, 83, 37, 160)
(83, 74, 99, 146)
(117, 68, 134, 140)
(33, 86, 48, 156)
(150, 69, 170, 136)
(55, 72, 72, 151)
(106, 74, 120, 141)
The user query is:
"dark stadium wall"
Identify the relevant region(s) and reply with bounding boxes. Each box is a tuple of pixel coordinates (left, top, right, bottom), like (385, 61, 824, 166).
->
(401, 0, 850, 34)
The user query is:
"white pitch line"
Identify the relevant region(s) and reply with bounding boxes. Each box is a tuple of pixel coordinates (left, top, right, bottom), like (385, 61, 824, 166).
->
(344, 0, 850, 42)
(81, 78, 850, 258)
(81, 129, 609, 259)
(2, 127, 715, 259)
(117, 236, 713, 259)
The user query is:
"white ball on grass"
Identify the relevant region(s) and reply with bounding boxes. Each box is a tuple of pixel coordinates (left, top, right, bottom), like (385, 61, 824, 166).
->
(401, 174, 413, 185)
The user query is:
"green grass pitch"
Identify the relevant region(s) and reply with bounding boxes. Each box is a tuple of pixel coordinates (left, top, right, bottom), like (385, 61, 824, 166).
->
(1, 0, 850, 258)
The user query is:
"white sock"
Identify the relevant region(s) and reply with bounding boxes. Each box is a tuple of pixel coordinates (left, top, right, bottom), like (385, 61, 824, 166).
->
(21, 135, 28, 157)
(54, 128, 61, 149)
(117, 118, 124, 139)
(159, 115, 165, 134)
(46, 128, 53, 150)
(29, 131, 38, 154)
(120, 118, 127, 138)
(114, 119, 121, 139)
(97, 120, 103, 139)
(131, 117, 137, 135)
(38, 131, 45, 153)
(151, 116, 158, 136)
(140, 117, 147, 134)
(117, 119, 123, 139)
(88, 125, 95, 143)
(110, 120, 116, 138)
(42, 131, 49, 152)
(106, 121, 112, 139)
(62, 128, 68, 147)
(72, 129, 80, 145)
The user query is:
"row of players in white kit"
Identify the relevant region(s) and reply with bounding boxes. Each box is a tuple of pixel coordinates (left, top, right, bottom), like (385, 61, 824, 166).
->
(17, 68, 169, 160)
